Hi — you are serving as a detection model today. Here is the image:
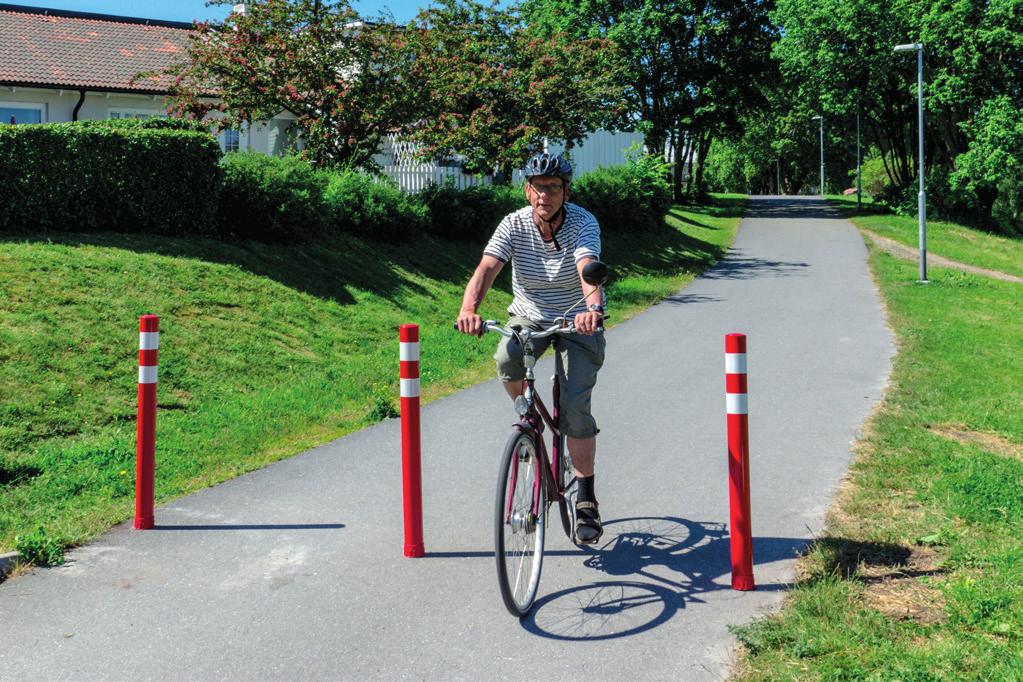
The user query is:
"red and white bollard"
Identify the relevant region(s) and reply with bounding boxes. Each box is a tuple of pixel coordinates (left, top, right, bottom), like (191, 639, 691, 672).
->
(726, 333, 755, 590)
(400, 324, 425, 557)
(134, 315, 159, 530)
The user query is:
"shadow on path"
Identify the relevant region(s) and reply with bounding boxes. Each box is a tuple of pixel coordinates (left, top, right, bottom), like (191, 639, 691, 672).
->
(431, 516, 807, 641)
(744, 196, 838, 220)
(518, 517, 806, 640)
(701, 250, 811, 281)
(152, 523, 345, 531)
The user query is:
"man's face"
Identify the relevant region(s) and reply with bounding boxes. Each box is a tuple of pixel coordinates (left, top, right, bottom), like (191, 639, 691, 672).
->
(526, 177, 568, 222)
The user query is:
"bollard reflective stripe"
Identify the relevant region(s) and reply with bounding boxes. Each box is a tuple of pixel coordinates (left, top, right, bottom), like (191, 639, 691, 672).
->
(400, 378, 420, 398)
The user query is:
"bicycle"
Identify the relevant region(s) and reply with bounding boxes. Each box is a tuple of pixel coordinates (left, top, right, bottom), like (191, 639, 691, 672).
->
(458, 260, 610, 616)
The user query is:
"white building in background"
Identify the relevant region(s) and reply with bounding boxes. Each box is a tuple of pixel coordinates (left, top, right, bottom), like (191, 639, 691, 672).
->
(0, 3, 642, 192)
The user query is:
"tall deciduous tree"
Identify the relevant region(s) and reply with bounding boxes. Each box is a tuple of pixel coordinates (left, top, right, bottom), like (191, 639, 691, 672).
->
(164, 0, 413, 169)
(398, 0, 626, 181)
(522, 0, 775, 199)
(770, 0, 1023, 228)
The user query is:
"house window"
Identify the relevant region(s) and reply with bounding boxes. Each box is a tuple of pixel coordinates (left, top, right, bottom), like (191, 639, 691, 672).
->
(0, 102, 44, 125)
(219, 128, 241, 153)
(109, 109, 163, 119)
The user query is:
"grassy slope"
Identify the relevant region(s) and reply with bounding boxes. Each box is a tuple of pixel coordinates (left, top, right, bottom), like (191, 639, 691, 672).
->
(734, 205, 1023, 679)
(0, 195, 745, 554)
(827, 194, 1023, 277)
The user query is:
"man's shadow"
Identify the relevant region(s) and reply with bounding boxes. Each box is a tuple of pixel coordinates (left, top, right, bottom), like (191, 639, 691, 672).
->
(520, 516, 806, 640)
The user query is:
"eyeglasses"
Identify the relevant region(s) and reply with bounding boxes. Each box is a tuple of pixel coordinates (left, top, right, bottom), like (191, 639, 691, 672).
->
(529, 180, 564, 195)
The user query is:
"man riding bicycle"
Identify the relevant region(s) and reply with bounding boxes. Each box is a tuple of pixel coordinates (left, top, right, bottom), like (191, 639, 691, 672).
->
(455, 152, 606, 545)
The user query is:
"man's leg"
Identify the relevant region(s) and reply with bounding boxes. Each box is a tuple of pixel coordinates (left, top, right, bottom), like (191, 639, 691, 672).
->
(567, 436, 595, 477)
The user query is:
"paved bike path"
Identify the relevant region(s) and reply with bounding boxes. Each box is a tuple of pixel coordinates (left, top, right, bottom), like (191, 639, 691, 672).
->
(0, 197, 893, 681)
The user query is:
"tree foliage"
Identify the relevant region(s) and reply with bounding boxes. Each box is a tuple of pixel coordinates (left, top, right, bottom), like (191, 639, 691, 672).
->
(164, 0, 413, 169)
(522, 0, 776, 199)
(759, 0, 1023, 231)
(398, 0, 626, 180)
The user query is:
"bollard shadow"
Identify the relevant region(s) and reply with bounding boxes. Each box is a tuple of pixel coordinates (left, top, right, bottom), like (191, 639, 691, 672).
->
(152, 523, 345, 531)
(518, 516, 807, 641)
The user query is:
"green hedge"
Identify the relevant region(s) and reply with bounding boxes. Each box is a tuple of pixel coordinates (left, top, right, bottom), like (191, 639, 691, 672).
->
(571, 153, 673, 232)
(0, 120, 221, 234)
(322, 171, 428, 243)
(1, 123, 673, 243)
(419, 182, 525, 242)
(218, 151, 328, 241)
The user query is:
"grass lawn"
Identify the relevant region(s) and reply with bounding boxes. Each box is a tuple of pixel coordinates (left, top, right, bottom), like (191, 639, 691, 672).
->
(827, 193, 1023, 278)
(0, 194, 745, 559)
(733, 205, 1023, 679)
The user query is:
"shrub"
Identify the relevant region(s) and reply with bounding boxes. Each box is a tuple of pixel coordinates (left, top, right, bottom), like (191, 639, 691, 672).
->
(571, 152, 672, 232)
(0, 121, 222, 234)
(217, 151, 328, 241)
(15, 527, 66, 567)
(322, 171, 428, 243)
(855, 151, 891, 199)
(991, 174, 1023, 236)
(419, 181, 525, 242)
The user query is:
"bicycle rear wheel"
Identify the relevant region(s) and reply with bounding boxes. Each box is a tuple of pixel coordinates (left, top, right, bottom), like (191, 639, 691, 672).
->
(495, 430, 546, 617)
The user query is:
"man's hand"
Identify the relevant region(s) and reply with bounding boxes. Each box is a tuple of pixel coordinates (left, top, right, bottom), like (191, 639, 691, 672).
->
(456, 309, 485, 337)
(573, 310, 603, 335)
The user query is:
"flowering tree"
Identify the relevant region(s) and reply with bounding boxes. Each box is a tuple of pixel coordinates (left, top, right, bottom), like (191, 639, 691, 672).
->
(165, 0, 412, 169)
(399, 0, 626, 180)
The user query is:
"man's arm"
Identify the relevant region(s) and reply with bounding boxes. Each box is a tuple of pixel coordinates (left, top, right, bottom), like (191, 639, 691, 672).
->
(456, 255, 505, 336)
(573, 256, 604, 335)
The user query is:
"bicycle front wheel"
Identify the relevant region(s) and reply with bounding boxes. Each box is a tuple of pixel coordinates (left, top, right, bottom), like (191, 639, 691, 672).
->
(495, 429, 546, 617)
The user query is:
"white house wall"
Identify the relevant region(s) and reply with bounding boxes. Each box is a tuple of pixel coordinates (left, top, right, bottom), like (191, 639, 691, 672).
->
(546, 129, 646, 176)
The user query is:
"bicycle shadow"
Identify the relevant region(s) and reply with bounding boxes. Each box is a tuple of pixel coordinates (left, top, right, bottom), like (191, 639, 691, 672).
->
(520, 516, 806, 641)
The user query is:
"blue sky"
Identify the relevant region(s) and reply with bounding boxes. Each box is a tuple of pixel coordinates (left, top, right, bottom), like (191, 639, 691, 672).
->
(18, 1, 440, 24)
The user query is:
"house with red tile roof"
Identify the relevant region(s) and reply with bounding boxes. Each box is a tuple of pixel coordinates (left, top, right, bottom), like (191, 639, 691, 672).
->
(0, 2, 297, 154)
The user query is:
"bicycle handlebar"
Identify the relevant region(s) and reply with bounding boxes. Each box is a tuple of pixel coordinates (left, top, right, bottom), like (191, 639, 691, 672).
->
(452, 317, 607, 339)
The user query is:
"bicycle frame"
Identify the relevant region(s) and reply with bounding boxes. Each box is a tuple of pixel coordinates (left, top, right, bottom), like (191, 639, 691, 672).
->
(506, 338, 569, 525)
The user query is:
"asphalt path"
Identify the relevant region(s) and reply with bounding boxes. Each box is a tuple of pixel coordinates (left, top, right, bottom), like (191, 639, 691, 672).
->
(0, 196, 894, 681)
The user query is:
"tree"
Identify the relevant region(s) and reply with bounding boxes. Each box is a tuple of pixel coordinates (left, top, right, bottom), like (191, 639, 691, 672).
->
(522, 0, 776, 199)
(398, 0, 626, 181)
(164, 0, 413, 169)
(772, 0, 1023, 227)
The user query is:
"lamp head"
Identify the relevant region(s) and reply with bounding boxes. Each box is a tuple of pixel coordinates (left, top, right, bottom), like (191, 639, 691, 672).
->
(894, 43, 922, 52)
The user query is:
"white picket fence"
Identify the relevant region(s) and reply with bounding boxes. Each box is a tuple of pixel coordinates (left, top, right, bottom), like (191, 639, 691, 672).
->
(378, 165, 491, 192)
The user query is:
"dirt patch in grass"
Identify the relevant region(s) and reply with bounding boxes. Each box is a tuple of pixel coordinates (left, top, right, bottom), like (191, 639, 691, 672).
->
(928, 424, 1023, 461)
(860, 546, 948, 625)
(860, 229, 1023, 283)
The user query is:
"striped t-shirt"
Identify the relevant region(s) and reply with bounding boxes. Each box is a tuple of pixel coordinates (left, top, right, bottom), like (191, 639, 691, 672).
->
(484, 203, 602, 324)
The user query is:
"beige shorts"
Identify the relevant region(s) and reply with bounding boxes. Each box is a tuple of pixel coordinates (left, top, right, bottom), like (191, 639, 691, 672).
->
(493, 316, 605, 438)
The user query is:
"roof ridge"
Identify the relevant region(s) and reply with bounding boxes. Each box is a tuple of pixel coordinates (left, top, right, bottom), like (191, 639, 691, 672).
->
(0, 3, 197, 30)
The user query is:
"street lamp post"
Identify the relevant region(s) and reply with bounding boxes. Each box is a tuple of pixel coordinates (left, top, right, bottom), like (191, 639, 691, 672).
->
(776, 157, 781, 195)
(856, 103, 862, 211)
(895, 42, 927, 282)
(811, 115, 824, 195)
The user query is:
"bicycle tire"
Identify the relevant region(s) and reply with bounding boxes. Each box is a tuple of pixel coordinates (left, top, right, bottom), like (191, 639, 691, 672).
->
(495, 429, 546, 617)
